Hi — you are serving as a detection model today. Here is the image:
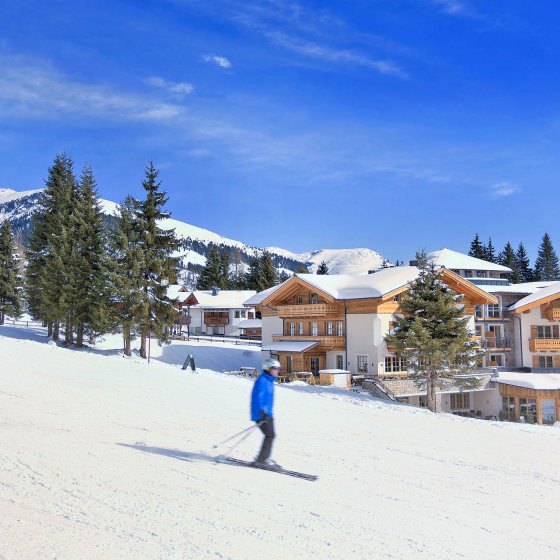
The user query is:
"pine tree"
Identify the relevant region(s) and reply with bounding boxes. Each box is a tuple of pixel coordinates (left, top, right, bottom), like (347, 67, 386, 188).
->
(385, 251, 481, 412)
(534, 233, 560, 281)
(219, 250, 231, 289)
(278, 270, 290, 283)
(245, 252, 265, 291)
(0, 220, 22, 324)
(197, 245, 222, 289)
(295, 264, 309, 273)
(498, 242, 519, 283)
(515, 243, 533, 283)
(468, 234, 486, 260)
(133, 162, 181, 358)
(317, 261, 329, 275)
(484, 238, 496, 263)
(260, 251, 278, 288)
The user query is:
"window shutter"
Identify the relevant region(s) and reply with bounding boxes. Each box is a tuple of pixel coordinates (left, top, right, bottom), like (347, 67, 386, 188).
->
(531, 325, 538, 339)
(532, 355, 539, 368)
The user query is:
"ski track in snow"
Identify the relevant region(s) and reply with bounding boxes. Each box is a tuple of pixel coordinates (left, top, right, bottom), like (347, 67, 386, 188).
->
(1, 325, 560, 559)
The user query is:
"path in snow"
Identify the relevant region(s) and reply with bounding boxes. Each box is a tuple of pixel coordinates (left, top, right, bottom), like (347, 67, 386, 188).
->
(1, 325, 560, 560)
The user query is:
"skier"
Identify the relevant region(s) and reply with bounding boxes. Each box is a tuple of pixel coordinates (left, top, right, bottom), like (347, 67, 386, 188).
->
(251, 357, 281, 469)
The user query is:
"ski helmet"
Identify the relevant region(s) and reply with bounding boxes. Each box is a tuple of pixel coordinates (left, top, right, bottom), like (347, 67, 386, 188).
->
(263, 357, 281, 371)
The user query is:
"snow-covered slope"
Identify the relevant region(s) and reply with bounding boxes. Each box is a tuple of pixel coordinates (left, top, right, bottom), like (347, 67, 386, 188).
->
(0, 188, 390, 277)
(266, 246, 387, 274)
(1, 325, 559, 559)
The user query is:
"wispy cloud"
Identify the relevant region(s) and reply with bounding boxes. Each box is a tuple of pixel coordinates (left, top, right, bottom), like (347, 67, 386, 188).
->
(0, 54, 182, 122)
(489, 181, 521, 199)
(202, 54, 232, 69)
(428, 0, 467, 16)
(145, 76, 194, 96)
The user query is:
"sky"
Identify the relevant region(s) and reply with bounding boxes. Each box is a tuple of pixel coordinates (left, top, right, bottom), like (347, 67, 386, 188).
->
(1, 0, 559, 262)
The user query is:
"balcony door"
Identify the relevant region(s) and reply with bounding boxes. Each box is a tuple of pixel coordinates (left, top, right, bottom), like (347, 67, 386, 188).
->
(310, 357, 320, 374)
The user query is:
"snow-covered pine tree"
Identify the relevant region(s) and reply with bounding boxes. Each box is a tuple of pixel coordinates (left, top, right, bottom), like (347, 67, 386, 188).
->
(278, 270, 290, 283)
(133, 162, 181, 359)
(384, 251, 481, 412)
(468, 233, 486, 260)
(0, 220, 22, 324)
(534, 233, 560, 281)
(109, 196, 144, 356)
(498, 242, 519, 283)
(515, 243, 533, 283)
(295, 264, 308, 273)
(26, 153, 76, 340)
(260, 251, 278, 288)
(197, 245, 222, 289)
(484, 238, 496, 263)
(317, 261, 329, 275)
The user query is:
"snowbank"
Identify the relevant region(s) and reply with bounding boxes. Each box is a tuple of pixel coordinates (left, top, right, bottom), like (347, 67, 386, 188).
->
(1, 325, 559, 559)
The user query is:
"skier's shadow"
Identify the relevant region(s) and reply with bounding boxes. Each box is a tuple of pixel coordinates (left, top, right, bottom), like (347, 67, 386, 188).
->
(117, 442, 217, 464)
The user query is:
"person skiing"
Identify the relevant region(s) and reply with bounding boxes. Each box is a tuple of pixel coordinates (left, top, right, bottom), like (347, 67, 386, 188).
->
(251, 357, 281, 469)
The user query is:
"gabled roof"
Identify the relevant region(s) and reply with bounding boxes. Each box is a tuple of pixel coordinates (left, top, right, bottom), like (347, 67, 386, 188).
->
(494, 371, 560, 390)
(509, 281, 560, 313)
(478, 281, 557, 295)
(168, 288, 257, 309)
(428, 248, 512, 273)
(245, 266, 497, 306)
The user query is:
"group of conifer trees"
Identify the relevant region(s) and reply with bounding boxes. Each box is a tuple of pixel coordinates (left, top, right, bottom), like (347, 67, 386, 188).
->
(23, 154, 180, 356)
(0, 220, 22, 324)
(468, 233, 560, 282)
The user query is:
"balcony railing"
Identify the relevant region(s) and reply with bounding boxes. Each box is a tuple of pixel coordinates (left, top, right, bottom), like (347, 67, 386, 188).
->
(272, 334, 345, 350)
(481, 337, 512, 349)
(529, 338, 560, 351)
(543, 308, 560, 321)
(277, 304, 340, 317)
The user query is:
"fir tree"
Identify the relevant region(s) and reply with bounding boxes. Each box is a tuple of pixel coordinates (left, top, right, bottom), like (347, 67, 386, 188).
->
(197, 245, 222, 289)
(468, 233, 486, 260)
(133, 162, 181, 358)
(278, 270, 290, 283)
(219, 250, 231, 289)
(484, 238, 496, 263)
(0, 220, 22, 324)
(260, 251, 278, 288)
(385, 251, 481, 412)
(498, 242, 519, 283)
(534, 233, 560, 281)
(515, 243, 533, 283)
(295, 264, 309, 273)
(317, 261, 329, 275)
(245, 252, 265, 291)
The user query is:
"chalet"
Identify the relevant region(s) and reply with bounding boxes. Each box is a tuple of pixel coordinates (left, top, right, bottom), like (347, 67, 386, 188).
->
(244, 266, 501, 415)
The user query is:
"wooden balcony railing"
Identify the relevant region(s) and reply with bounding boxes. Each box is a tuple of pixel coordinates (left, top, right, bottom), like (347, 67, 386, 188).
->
(544, 308, 560, 321)
(272, 334, 345, 350)
(481, 337, 512, 349)
(277, 304, 340, 317)
(529, 338, 560, 351)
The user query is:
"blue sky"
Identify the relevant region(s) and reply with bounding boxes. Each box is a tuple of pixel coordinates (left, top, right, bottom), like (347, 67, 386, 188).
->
(1, 0, 559, 262)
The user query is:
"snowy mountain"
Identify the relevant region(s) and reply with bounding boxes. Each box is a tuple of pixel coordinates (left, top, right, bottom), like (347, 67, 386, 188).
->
(0, 188, 390, 278)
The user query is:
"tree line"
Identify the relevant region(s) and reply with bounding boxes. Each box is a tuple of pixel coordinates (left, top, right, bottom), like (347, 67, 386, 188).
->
(468, 233, 560, 282)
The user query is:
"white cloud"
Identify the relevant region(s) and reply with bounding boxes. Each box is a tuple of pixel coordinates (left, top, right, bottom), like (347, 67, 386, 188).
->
(429, 0, 466, 15)
(489, 182, 521, 199)
(202, 54, 232, 69)
(0, 55, 182, 122)
(145, 76, 194, 96)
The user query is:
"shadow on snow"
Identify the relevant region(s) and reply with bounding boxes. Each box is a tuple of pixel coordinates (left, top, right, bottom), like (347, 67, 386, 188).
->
(117, 442, 218, 464)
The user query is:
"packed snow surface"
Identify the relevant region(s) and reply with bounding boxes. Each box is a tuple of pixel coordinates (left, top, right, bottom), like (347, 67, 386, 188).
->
(2, 325, 560, 559)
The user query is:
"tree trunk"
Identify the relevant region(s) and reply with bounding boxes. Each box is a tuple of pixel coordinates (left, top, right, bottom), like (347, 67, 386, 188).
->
(427, 373, 438, 413)
(140, 329, 147, 359)
(53, 320, 59, 341)
(76, 324, 84, 347)
(0, 311, 4, 325)
(48, 321, 53, 337)
(123, 325, 131, 356)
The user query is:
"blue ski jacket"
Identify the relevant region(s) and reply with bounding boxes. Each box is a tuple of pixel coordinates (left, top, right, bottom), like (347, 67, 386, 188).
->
(251, 371, 276, 421)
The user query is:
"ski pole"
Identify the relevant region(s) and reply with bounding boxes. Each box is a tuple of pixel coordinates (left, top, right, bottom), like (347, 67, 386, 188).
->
(212, 423, 261, 449)
(224, 421, 264, 455)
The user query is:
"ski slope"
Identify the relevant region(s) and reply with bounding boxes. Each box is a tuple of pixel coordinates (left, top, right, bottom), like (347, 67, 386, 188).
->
(1, 325, 560, 559)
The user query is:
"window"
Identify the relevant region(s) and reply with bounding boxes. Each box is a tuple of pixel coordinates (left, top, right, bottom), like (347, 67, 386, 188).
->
(464, 270, 473, 278)
(296, 296, 304, 305)
(486, 304, 500, 318)
(502, 396, 516, 421)
(310, 293, 318, 304)
(384, 356, 407, 372)
(476, 270, 487, 278)
(475, 305, 483, 318)
(475, 325, 482, 336)
(298, 322, 304, 335)
(234, 311, 240, 318)
(541, 400, 556, 425)
(419, 395, 427, 408)
(336, 355, 344, 369)
(240, 310, 246, 318)
(289, 322, 295, 336)
(488, 354, 504, 367)
(519, 398, 537, 424)
(311, 322, 318, 336)
(310, 357, 320, 374)
(326, 322, 333, 335)
(336, 321, 343, 336)
(393, 294, 400, 302)
(357, 355, 368, 373)
(539, 355, 553, 368)
(537, 325, 559, 339)
(286, 356, 293, 374)
(450, 393, 470, 410)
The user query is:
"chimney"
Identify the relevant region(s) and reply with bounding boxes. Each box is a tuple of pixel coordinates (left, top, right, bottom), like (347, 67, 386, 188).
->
(212, 286, 220, 296)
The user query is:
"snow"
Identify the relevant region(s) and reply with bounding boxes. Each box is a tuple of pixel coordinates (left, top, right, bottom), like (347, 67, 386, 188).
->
(428, 248, 513, 273)
(509, 281, 560, 311)
(238, 319, 262, 329)
(0, 187, 42, 204)
(478, 281, 557, 294)
(187, 290, 257, 309)
(2, 328, 560, 559)
(494, 371, 560, 391)
(262, 340, 319, 352)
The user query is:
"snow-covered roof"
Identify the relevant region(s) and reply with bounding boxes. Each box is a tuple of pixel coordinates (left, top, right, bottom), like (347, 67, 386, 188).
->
(243, 284, 285, 306)
(238, 319, 262, 329)
(494, 372, 560, 391)
(427, 248, 512, 273)
(319, 369, 350, 374)
(478, 281, 557, 295)
(262, 341, 319, 352)
(166, 284, 191, 301)
(509, 281, 560, 312)
(171, 289, 257, 309)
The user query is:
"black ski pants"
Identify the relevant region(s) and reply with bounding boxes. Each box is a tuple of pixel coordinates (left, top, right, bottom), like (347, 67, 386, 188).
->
(257, 418, 275, 462)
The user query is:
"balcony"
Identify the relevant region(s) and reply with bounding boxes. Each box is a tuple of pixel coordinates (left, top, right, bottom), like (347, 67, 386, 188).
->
(481, 337, 512, 350)
(543, 308, 560, 321)
(204, 313, 229, 326)
(272, 334, 345, 350)
(529, 338, 560, 351)
(277, 304, 340, 317)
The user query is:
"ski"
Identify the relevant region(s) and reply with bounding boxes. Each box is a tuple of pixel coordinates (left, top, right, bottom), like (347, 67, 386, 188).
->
(219, 456, 318, 481)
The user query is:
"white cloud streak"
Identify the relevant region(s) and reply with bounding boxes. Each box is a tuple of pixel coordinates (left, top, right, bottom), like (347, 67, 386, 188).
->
(489, 181, 520, 199)
(202, 54, 232, 68)
(428, 0, 467, 15)
(145, 76, 194, 96)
